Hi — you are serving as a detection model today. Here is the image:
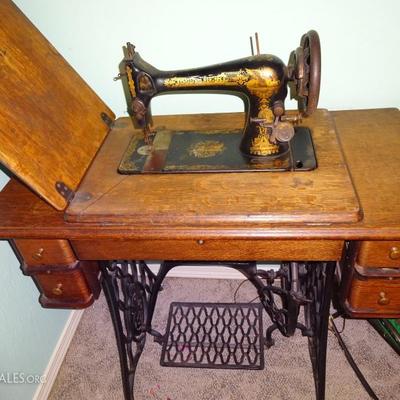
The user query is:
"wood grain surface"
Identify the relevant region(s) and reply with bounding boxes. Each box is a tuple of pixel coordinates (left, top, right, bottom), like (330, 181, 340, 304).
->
(357, 241, 400, 268)
(334, 108, 400, 229)
(347, 275, 400, 316)
(72, 238, 344, 261)
(0, 109, 399, 241)
(66, 110, 361, 225)
(0, 0, 114, 210)
(14, 239, 76, 265)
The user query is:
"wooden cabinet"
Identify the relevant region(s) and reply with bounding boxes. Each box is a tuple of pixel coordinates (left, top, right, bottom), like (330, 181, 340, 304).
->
(357, 241, 400, 268)
(346, 266, 400, 316)
(13, 239, 100, 309)
(338, 241, 400, 318)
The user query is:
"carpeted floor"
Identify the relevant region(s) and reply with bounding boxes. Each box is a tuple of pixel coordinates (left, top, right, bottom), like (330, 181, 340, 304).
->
(49, 277, 399, 400)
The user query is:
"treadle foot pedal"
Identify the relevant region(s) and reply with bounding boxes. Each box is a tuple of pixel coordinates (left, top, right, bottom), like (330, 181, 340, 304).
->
(160, 302, 264, 370)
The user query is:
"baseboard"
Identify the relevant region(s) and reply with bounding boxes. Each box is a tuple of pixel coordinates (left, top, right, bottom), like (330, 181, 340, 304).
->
(33, 309, 84, 400)
(147, 262, 279, 280)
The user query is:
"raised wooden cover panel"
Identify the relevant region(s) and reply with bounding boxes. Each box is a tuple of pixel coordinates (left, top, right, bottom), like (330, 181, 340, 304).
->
(66, 110, 361, 226)
(0, 0, 114, 210)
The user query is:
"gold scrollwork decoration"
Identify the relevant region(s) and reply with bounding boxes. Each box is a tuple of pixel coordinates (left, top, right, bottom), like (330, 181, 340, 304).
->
(189, 140, 225, 158)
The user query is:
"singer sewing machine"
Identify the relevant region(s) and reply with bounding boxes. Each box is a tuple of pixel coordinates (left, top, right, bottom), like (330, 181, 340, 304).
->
(1, 2, 400, 400)
(118, 31, 320, 173)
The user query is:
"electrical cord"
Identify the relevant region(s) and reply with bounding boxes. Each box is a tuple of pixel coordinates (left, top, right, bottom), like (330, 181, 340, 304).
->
(329, 315, 380, 400)
(233, 279, 260, 304)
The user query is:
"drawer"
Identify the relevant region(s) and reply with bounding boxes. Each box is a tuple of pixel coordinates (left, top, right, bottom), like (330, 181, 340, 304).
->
(357, 241, 400, 268)
(72, 238, 344, 261)
(22, 261, 100, 309)
(14, 239, 76, 265)
(346, 272, 400, 317)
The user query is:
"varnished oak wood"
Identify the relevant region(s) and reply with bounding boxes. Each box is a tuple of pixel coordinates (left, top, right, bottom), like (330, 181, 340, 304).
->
(22, 262, 100, 309)
(66, 110, 361, 226)
(347, 275, 400, 316)
(0, 0, 114, 210)
(13, 239, 101, 309)
(357, 241, 400, 268)
(72, 238, 343, 261)
(334, 109, 400, 230)
(0, 109, 399, 242)
(14, 239, 76, 265)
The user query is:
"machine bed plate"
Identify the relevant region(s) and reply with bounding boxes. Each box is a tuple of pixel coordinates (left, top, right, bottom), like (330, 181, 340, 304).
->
(118, 127, 317, 174)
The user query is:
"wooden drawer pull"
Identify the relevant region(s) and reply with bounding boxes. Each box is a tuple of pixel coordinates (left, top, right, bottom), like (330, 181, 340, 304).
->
(389, 247, 400, 260)
(52, 283, 63, 296)
(32, 248, 45, 261)
(377, 291, 390, 306)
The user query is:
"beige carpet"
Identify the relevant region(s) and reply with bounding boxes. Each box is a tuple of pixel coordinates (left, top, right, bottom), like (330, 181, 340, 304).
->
(49, 277, 399, 400)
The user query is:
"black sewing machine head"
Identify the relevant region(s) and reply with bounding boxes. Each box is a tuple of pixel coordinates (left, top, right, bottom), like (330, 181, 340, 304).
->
(118, 31, 321, 174)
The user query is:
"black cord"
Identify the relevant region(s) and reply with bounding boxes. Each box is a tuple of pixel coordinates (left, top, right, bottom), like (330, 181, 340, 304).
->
(233, 279, 248, 303)
(233, 279, 260, 304)
(329, 316, 380, 400)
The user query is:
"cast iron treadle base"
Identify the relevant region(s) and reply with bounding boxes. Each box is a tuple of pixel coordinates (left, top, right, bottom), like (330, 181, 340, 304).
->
(160, 302, 264, 370)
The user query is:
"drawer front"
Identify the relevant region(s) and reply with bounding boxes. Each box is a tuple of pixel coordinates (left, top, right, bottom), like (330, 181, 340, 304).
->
(357, 241, 400, 268)
(23, 261, 100, 309)
(347, 275, 400, 316)
(72, 239, 344, 261)
(13, 239, 101, 309)
(14, 239, 76, 265)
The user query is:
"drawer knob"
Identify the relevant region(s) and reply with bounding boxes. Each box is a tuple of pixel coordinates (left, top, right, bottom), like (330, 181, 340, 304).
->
(52, 283, 63, 296)
(389, 246, 400, 260)
(32, 248, 44, 261)
(377, 291, 390, 306)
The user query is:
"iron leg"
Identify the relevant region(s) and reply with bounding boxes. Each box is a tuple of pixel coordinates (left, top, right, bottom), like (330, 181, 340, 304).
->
(304, 261, 336, 400)
(100, 261, 148, 400)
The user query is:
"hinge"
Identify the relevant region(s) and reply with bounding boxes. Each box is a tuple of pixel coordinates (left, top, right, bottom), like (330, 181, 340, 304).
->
(101, 112, 114, 129)
(55, 181, 75, 202)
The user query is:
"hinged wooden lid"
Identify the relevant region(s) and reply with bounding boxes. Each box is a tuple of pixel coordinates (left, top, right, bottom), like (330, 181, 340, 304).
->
(0, 0, 115, 210)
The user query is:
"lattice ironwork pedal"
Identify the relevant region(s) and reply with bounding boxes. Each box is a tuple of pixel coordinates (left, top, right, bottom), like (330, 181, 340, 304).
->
(160, 302, 264, 370)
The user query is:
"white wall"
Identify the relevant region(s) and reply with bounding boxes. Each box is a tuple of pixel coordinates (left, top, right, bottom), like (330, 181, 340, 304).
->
(14, 0, 400, 117)
(0, 176, 70, 400)
(0, 1, 399, 399)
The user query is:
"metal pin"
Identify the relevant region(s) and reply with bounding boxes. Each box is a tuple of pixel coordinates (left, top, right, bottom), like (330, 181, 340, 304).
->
(250, 36, 254, 56)
(255, 32, 260, 55)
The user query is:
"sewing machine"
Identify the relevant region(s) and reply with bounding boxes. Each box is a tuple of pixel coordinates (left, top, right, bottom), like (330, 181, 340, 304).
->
(118, 31, 320, 173)
(1, 2, 400, 400)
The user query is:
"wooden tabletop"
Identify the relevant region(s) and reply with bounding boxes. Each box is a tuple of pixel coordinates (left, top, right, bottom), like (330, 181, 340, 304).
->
(0, 108, 399, 241)
(66, 109, 360, 226)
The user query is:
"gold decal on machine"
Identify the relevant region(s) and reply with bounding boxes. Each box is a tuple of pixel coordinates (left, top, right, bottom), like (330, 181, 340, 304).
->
(164, 68, 280, 91)
(250, 126, 279, 156)
(126, 65, 137, 97)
